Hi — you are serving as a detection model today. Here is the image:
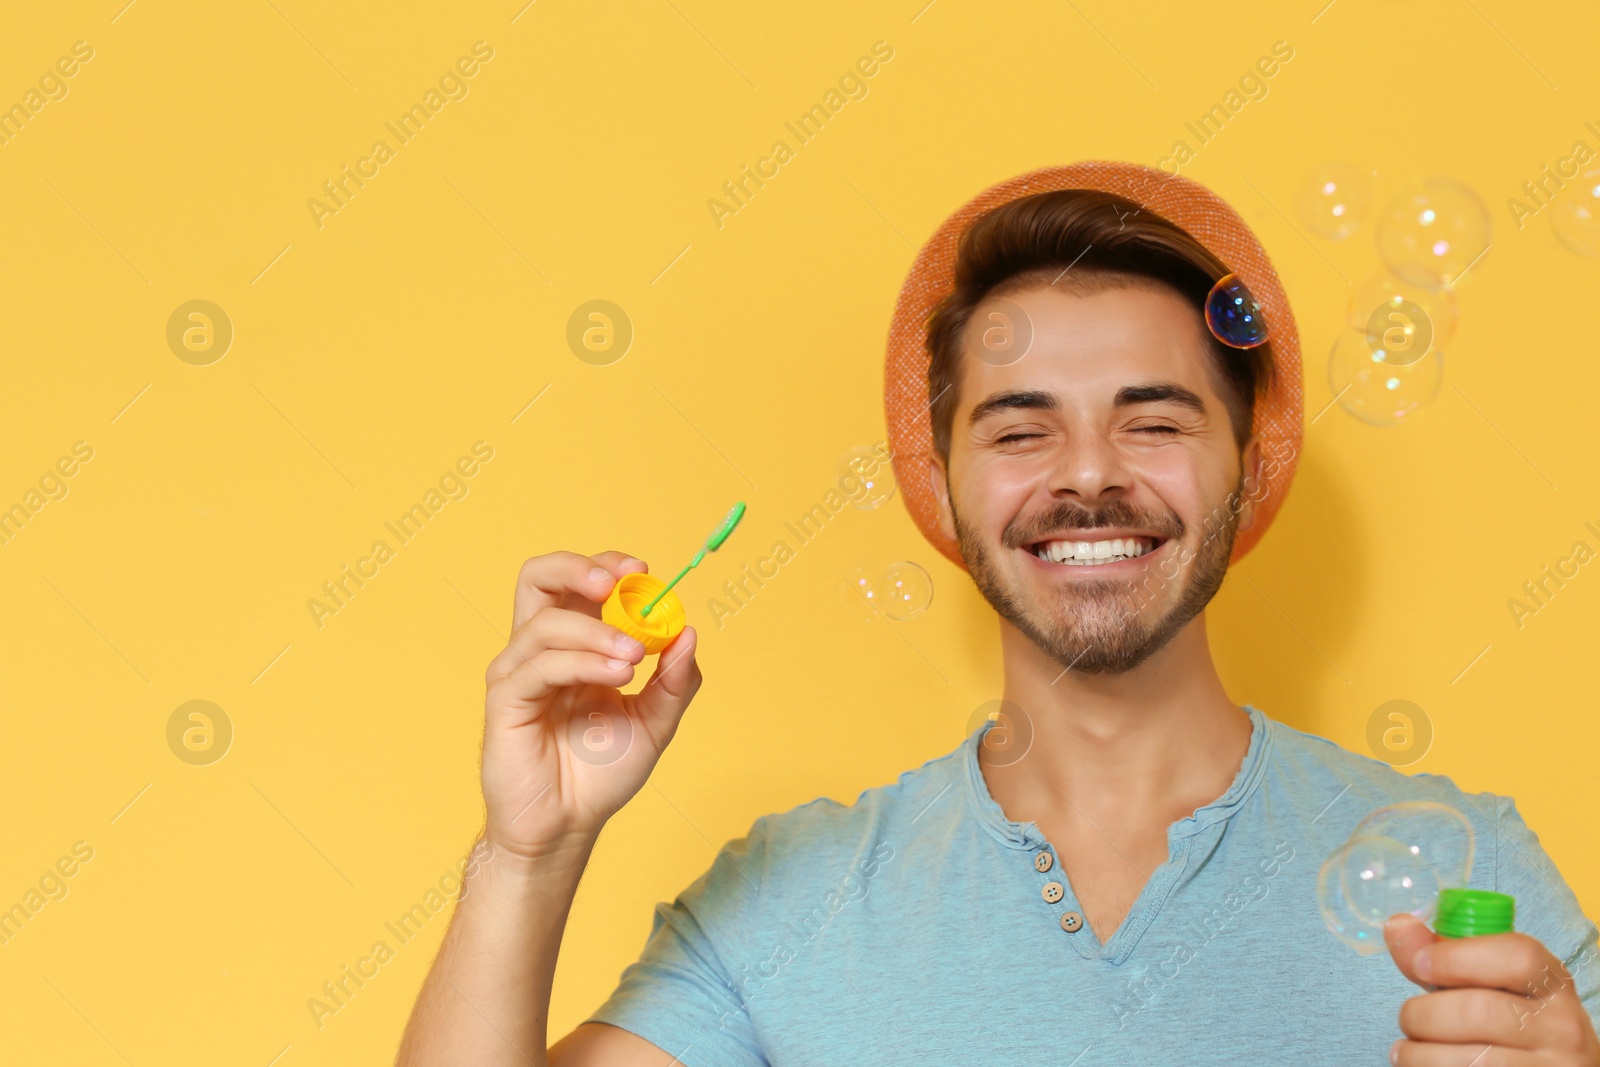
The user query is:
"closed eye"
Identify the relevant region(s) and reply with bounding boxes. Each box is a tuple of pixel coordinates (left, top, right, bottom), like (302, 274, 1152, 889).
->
(996, 432, 1044, 444)
(1132, 425, 1180, 435)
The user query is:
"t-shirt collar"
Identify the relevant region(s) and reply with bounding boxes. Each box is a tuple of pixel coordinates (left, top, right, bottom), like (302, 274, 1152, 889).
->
(960, 704, 1273, 851)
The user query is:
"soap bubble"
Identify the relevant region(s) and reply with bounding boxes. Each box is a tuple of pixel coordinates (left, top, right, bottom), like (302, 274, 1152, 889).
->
(838, 444, 897, 510)
(1296, 163, 1373, 240)
(1376, 179, 1491, 289)
(1347, 275, 1458, 357)
(1552, 166, 1600, 259)
(1205, 273, 1270, 348)
(840, 565, 881, 621)
(878, 561, 934, 619)
(1328, 329, 1443, 425)
(1361, 299, 1433, 368)
(1318, 801, 1475, 955)
(1322, 835, 1443, 954)
(840, 560, 934, 620)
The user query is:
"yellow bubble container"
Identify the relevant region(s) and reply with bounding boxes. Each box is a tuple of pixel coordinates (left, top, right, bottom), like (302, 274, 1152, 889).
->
(602, 572, 686, 655)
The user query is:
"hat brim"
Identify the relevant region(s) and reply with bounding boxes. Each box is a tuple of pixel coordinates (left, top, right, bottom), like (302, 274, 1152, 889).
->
(883, 161, 1303, 571)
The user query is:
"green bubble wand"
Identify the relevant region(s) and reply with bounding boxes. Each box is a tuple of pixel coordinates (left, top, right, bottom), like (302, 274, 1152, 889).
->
(639, 502, 747, 617)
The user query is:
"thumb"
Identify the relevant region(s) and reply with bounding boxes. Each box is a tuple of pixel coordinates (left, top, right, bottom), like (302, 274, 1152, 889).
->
(631, 625, 701, 732)
(1384, 913, 1440, 988)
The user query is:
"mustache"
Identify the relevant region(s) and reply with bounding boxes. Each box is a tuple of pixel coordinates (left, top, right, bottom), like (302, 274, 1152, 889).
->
(1003, 497, 1185, 549)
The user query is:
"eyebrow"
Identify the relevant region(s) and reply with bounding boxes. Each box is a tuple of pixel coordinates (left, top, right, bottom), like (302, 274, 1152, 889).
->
(965, 389, 1057, 426)
(965, 381, 1207, 426)
(1113, 381, 1207, 414)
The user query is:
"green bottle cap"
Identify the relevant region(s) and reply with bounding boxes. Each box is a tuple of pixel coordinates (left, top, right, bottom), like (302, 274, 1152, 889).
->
(1434, 888, 1515, 938)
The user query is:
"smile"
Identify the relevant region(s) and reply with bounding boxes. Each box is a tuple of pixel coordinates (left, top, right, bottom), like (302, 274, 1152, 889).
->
(1029, 535, 1161, 567)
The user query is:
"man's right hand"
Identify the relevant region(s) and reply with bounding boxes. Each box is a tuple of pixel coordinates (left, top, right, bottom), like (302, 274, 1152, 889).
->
(396, 549, 702, 1066)
(481, 550, 703, 861)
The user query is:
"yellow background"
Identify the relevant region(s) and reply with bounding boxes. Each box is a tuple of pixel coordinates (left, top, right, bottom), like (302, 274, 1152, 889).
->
(3, 0, 1598, 1062)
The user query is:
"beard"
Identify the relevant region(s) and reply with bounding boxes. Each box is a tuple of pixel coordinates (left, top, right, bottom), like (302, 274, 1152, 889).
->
(951, 476, 1243, 675)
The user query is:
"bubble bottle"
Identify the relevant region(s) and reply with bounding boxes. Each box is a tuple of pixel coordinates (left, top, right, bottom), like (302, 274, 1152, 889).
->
(1434, 887, 1515, 939)
(601, 502, 746, 654)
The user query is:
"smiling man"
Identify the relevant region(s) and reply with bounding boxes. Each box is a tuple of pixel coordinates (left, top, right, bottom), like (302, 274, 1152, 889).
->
(397, 167, 1600, 1067)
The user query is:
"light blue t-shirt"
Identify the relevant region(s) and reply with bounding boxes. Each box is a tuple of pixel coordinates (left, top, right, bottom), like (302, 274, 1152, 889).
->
(587, 705, 1600, 1064)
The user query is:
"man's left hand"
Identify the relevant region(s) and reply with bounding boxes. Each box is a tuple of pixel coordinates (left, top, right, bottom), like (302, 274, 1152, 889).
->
(1384, 913, 1599, 1065)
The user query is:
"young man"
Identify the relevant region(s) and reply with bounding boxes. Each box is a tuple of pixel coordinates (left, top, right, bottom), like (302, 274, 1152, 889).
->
(397, 165, 1600, 1066)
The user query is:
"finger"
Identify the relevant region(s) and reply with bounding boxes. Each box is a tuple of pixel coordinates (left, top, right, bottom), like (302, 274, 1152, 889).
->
(510, 551, 647, 632)
(561, 550, 648, 619)
(486, 651, 636, 724)
(1387, 913, 1443, 989)
(629, 626, 702, 739)
(487, 606, 646, 684)
(1391, 1038, 1537, 1067)
(1398, 988, 1545, 1051)
(590, 550, 649, 581)
(1417, 933, 1568, 998)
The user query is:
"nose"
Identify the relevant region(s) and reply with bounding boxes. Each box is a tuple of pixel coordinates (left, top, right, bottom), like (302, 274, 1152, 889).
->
(1047, 423, 1137, 505)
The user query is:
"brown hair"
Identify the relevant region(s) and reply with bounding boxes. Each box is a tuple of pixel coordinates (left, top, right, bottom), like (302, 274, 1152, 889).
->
(924, 188, 1275, 462)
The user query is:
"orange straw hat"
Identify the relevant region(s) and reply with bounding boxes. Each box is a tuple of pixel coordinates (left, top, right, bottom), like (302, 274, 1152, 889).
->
(883, 161, 1304, 572)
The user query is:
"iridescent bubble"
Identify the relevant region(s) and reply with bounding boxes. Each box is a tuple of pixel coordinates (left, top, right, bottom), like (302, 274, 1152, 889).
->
(840, 564, 881, 621)
(1318, 801, 1474, 955)
(879, 561, 934, 620)
(1204, 273, 1269, 348)
(1552, 166, 1600, 259)
(1296, 163, 1373, 240)
(1346, 275, 1458, 354)
(1376, 178, 1491, 289)
(841, 560, 934, 620)
(1361, 299, 1433, 368)
(837, 444, 897, 510)
(1329, 329, 1443, 425)
(1321, 834, 1441, 955)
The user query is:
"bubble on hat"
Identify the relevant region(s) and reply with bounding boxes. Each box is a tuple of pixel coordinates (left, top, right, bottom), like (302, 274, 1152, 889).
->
(1205, 273, 1270, 348)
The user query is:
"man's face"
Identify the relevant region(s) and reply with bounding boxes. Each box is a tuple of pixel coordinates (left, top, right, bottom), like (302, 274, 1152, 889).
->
(929, 281, 1262, 674)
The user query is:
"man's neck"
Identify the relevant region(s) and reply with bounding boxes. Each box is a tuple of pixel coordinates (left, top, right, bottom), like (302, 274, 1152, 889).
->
(983, 614, 1253, 831)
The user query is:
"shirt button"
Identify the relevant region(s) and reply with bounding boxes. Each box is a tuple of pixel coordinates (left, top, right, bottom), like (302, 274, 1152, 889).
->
(1042, 881, 1064, 904)
(1034, 851, 1054, 873)
(1060, 911, 1084, 932)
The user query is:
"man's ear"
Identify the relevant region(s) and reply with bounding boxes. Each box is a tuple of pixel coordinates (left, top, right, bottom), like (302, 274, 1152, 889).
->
(928, 452, 956, 541)
(1236, 435, 1265, 533)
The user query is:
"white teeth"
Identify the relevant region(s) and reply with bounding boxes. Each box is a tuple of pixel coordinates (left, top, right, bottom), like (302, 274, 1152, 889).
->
(1034, 537, 1155, 565)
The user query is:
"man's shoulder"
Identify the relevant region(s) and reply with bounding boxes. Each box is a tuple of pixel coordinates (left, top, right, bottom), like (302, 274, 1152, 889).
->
(728, 737, 972, 878)
(1258, 706, 1506, 835)
(1259, 707, 1598, 976)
